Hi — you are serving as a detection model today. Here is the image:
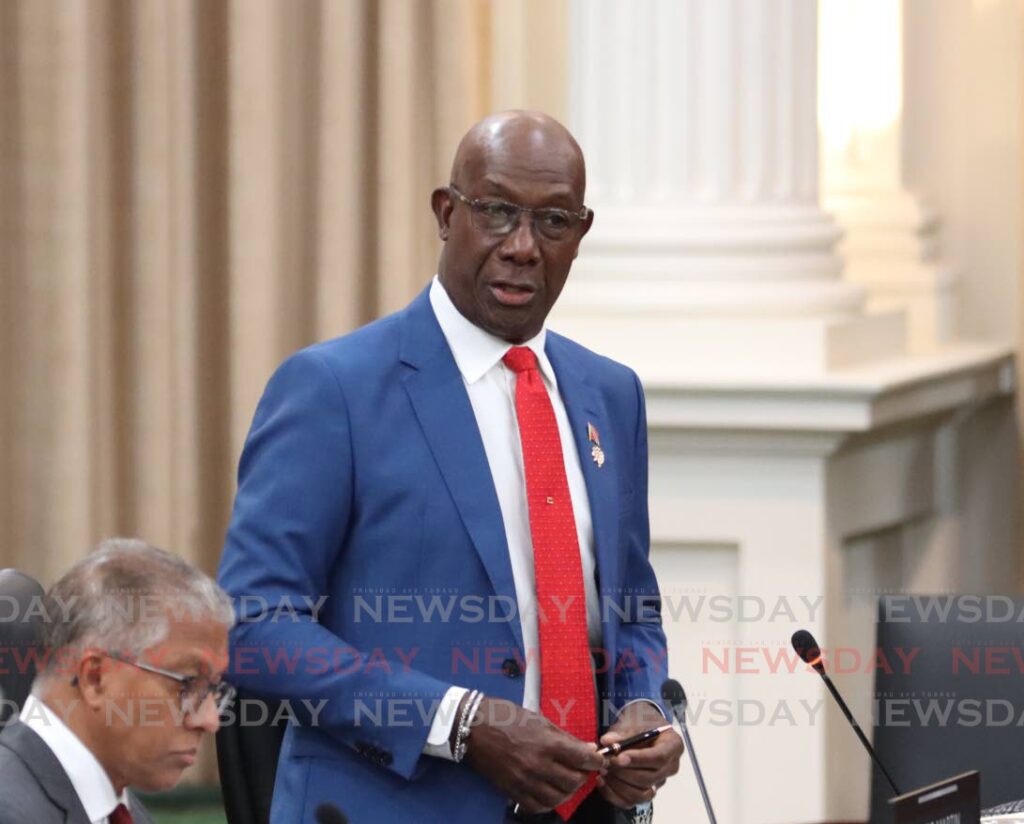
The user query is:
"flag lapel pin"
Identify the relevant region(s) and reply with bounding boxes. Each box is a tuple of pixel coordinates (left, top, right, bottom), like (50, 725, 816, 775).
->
(587, 422, 605, 468)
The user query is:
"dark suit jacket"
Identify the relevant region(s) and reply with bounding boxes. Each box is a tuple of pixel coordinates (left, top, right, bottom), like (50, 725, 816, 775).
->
(0, 721, 154, 824)
(218, 287, 669, 822)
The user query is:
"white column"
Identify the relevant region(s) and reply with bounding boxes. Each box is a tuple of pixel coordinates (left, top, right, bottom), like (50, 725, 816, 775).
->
(819, 0, 957, 352)
(556, 3, 1018, 824)
(554, 0, 905, 378)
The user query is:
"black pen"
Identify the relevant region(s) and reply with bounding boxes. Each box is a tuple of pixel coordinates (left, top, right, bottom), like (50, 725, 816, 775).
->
(597, 723, 674, 756)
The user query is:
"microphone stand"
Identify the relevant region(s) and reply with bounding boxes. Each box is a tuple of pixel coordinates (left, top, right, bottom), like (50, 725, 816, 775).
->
(667, 698, 718, 824)
(817, 669, 901, 797)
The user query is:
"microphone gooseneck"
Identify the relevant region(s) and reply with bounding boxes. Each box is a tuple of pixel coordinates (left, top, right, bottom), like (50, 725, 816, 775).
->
(661, 678, 718, 824)
(790, 629, 902, 797)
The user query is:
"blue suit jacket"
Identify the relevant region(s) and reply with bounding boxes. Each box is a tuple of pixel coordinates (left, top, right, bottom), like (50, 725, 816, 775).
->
(218, 288, 668, 823)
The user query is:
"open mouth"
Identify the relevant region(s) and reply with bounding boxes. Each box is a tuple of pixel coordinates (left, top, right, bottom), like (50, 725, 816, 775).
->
(489, 281, 537, 307)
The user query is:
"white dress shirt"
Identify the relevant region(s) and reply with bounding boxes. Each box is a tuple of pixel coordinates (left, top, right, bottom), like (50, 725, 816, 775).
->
(19, 694, 132, 823)
(423, 276, 602, 758)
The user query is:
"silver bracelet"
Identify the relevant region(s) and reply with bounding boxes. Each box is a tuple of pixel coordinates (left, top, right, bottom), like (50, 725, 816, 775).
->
(467, 690, 485, 726)
(460, 691, 485, 761)
(452, 689, 482, 762)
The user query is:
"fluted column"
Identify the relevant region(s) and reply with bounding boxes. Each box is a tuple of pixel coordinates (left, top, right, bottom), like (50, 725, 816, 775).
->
(555, 6, 1016, 824)
(820, 0, 957, 352)
(554, 0, 904, 377)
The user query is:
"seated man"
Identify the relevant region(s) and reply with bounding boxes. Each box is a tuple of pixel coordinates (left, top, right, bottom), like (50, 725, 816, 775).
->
(0, 538, 235, 824)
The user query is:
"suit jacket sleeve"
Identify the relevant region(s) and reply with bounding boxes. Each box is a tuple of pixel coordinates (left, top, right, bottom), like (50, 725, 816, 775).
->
(218, 348, 453, 780)
(610, 370, 671, 716)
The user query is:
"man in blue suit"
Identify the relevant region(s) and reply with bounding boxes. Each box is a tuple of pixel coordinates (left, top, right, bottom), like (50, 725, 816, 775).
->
(218, 111, 682, 824)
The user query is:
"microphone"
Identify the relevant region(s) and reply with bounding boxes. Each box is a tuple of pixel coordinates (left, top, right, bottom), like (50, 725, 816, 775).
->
(790, 629, 901, 797)
(315, 802, 350, 824)
(661, 678, 718, 824)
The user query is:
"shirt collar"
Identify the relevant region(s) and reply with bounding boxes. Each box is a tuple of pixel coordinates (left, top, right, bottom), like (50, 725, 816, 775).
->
(20, 694, 130, 823)
(428, 275, 557, 388)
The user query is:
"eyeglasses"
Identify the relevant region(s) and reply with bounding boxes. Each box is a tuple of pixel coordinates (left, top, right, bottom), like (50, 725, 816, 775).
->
(112, 655, 236, 716)
(448, 184, 589, 242)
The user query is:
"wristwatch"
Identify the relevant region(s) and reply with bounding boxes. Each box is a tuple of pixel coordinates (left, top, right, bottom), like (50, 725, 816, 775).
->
(627, 802, 653, 824)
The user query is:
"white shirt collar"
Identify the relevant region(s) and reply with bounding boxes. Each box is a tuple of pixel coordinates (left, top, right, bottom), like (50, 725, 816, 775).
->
(20, 694, 130, 823)
(428, 275, 558, 388)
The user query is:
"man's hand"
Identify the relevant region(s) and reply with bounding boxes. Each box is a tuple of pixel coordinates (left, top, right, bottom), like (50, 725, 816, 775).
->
(597, 701, 683, 809)
(462, 697, 607, 814)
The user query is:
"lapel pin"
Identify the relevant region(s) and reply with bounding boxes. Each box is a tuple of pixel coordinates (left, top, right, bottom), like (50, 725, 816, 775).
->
(587, 422, 605, 468)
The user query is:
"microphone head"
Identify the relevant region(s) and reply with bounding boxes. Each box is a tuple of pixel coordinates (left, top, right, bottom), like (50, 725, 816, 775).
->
(315, 803, 349, 824)
(791, 629, 825, 673)
(661, 678, 686, 709)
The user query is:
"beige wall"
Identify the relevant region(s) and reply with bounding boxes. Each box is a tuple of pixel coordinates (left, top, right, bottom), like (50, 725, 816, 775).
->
(902, 0, 1023, 579)
(903, 0, 1022, 347)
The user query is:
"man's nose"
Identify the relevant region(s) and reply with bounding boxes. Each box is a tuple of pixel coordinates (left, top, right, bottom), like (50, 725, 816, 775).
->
(185, 693, 222, 734)
(497, 214, 540, 264)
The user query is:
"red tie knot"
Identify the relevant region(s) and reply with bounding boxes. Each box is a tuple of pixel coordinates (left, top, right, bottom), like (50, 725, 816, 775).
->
(502, 346, 538, 374)
(110, 803, 134, 824)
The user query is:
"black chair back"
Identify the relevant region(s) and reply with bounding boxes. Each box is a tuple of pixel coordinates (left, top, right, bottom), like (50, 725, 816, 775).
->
(216, 689, 288, 824)
(0, 569, 45, 726)
(871, 594, 1024, 821)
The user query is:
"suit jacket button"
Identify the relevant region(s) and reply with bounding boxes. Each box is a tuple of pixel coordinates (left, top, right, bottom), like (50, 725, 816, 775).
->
(502, 658, 522, 678)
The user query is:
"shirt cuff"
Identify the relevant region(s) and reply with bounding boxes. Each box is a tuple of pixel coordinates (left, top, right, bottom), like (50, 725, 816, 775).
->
(423, 686, 470, 760)
(620, 697, 667, 718)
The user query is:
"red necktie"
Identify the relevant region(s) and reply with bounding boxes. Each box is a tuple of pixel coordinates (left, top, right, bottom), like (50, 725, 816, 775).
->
(110, 804, 134, 824)
(503, 346, 597, 820)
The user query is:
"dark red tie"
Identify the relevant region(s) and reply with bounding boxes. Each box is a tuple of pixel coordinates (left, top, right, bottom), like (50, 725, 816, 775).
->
(503, 346, 597, 820)
(110, 804, 134, 824)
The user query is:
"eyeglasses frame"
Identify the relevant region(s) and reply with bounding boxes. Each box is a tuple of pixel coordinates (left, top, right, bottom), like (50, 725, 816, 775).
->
(447, 183, 590, 240)
(108, 653, 236, 715)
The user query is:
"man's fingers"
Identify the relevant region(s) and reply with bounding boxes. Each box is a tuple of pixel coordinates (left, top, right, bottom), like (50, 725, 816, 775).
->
(552, 738, 606, 772)
(517, 768, 593, 814)
(598, 729, 625, 747)
(516, 793, 558, 816)
(609, 732, 682, 771)
(598, 781, 634, 810)
(536, 760, 593, 795)
(610, 749, 657, 771)
(606, 766, 660, 792)
(513, 775, 570, 814)
(608, 774, 656, 805)
(600, 774, 656, 808)
(606, 733, 683, 792)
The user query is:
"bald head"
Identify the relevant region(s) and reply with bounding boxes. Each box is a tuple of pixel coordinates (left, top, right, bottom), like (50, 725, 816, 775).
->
(449, 110, 586, 200)
(431, 110, 593, 344)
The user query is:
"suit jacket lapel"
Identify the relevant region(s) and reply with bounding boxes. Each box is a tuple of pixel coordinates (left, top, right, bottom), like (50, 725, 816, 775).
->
(0, 721, 91, 824)
(545, 336, 622, 622)
(400, 290, 525, 656)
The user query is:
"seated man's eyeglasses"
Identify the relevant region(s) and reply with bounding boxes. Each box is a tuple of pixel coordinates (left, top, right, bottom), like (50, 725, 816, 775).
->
(448, 184, 589, 242)
(110, 654, 236, 715)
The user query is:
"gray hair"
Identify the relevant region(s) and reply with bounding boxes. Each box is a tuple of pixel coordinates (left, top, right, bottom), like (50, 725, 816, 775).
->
(36, 538, 234, 684)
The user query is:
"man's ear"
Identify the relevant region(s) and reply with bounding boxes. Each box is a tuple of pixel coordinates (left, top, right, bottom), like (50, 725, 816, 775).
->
(76, 649, 110, 710)
(431, 187, 454, 241)
(572, 207, 595, 260)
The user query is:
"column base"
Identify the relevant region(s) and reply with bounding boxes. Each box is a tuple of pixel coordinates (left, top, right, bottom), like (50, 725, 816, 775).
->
(550, 307, 907, 378)
(826, 190, 958, 351)
(643, 344, 1014, 823)
(845, 261, 958, 354)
